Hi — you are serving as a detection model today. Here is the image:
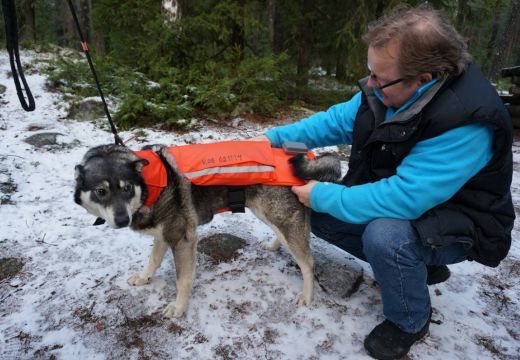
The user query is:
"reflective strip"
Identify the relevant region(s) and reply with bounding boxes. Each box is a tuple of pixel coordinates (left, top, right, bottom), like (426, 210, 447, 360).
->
(184, 165, 275, 179)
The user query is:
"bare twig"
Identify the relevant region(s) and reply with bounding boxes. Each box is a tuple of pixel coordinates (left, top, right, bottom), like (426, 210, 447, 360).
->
(35, 233, 58, 246)
(0, 154, 25, 159)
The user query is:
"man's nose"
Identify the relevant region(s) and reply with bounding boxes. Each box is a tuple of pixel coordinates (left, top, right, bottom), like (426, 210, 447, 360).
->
(367, 76, 377, 89)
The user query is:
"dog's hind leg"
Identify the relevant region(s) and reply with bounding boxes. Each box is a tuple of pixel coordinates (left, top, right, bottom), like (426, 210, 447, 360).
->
(162, 229, 198, 318)
(283, 227, 314, 307)
(253, 208, 314, 306)
(128, 236, 168, 286)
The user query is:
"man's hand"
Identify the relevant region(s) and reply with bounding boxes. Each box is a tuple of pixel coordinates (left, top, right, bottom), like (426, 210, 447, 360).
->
(291, 180, 318, 208)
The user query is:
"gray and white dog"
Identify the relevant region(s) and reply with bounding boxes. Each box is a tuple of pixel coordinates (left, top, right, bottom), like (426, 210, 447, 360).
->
(74, 144, 340, 318)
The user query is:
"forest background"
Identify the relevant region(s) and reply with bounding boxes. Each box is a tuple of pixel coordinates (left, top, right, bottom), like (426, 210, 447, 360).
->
(1, 0, 519, 129)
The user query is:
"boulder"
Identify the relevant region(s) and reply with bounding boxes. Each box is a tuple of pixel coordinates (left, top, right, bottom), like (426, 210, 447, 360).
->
(314, 252, 364, 298)
(198, 233, 246, 263)
(24, 132, 64, 147)
(67, 99, 106, 121)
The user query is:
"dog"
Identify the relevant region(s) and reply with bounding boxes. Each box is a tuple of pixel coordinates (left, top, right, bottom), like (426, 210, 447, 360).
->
(74, 143, 340, 318)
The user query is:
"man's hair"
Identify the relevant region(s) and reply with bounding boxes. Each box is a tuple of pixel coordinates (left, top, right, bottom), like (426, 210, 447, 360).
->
(363, 6, 472, 79)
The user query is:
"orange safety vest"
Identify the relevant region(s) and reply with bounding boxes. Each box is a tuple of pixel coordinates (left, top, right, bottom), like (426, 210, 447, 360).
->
(134, 141, 314, 207)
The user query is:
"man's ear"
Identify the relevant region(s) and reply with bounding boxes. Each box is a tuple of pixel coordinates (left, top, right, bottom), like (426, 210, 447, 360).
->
(419, 73, 433, 85)
(134, 159, 149, 172)
(74, 165, 84, 183)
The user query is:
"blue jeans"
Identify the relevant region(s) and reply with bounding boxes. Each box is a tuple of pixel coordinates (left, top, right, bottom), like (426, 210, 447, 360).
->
(311, 212, 468, 333)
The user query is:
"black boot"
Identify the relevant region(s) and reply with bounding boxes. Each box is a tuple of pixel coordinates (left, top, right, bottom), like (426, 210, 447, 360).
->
(364, 316, 430, 360)
(426, 265, 450, 285)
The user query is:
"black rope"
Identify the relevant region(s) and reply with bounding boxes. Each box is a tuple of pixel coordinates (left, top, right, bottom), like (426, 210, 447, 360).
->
(65, 0, 124, 146)
(1, 0, 35, 111)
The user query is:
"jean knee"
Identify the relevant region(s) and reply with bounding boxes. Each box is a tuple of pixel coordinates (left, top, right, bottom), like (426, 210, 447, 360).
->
(362, 218, 414, 259)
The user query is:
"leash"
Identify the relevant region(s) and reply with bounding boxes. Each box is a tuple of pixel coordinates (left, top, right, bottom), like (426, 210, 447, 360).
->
(1, 0, 35, 111)
(65, 0, 124, 146)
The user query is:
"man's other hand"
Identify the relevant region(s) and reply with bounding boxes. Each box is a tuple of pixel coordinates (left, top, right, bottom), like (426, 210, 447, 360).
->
(291, 180, 318, 208)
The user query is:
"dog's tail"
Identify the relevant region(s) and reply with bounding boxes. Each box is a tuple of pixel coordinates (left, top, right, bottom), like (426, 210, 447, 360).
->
(289, 153, 341, 183)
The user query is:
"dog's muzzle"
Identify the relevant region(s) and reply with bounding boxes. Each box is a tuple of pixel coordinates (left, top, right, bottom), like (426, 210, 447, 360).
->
(114, 213, 130, 228)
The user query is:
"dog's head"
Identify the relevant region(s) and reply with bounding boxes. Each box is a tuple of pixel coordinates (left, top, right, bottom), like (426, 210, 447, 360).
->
(74, 145, 149, 228)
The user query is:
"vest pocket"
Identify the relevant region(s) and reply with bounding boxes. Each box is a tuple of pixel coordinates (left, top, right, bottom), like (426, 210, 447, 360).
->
(413, 207, 476, 248)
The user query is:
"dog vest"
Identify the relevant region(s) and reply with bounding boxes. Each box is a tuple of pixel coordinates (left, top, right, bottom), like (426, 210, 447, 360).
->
(134, 141, 315, 207)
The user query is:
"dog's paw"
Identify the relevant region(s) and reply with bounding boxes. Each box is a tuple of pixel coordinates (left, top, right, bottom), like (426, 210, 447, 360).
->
(262, 239, 281, 252)
(162, 301, 186, 318)
(127, 273, 151, 286)
(294, 292, 311, 307)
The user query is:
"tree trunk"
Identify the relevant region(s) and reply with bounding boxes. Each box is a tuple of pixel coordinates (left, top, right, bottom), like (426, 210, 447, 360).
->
(484, 0, 502, 74)
(79, 0, 91, 44)
(488, 0, 520, 80)
(268, 0, 284, 54)
(90, 0, 106, 54)
(162, 0, 181, 22)
(59, 0, 77, 48)
(22, 0, 37, 42)
(456, 0, 468, 31)
(231, 2, 245, 62)
(267, 0, 275, 48)
(296, 0, 314, 87)
(335, 45, 347, 81)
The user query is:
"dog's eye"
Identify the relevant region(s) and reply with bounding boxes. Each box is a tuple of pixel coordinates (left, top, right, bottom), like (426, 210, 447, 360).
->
(95, 188, 107, 197)
(122, 184, 133, 193)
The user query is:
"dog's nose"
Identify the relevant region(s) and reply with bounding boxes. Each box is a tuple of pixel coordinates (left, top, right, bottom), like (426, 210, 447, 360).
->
(114, 213, 130, 228)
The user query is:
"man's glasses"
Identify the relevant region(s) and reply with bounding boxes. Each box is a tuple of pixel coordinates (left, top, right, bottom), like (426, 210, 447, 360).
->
(368, 72, 404, 90)
(367, 64, 404, 90)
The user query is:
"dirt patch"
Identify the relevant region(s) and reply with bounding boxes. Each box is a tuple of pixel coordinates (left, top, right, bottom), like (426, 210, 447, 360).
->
(0, 257, 24, 281)
(0, 162, 17, 205)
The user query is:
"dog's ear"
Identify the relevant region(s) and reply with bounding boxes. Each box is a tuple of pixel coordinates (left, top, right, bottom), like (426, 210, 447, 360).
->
(134, 159, 149, 173)
(74, 165, 84, 184)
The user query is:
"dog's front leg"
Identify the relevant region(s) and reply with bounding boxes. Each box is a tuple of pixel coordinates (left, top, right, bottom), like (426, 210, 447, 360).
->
(162, 231, 197, 318)
(128, 237, 168, 286)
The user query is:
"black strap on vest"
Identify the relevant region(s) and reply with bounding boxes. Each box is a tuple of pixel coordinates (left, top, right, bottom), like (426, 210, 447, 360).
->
(2, 0, 35, 111)
(227, 187, 245, 213)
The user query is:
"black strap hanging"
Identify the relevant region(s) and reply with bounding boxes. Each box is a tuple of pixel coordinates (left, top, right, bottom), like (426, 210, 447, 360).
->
(65, 0, 124, 146)
(1, 0, 35, 111)
(227, 187, 246, 213)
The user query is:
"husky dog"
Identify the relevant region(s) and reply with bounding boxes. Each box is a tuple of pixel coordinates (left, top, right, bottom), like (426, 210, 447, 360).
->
(74, 144, 340, 318)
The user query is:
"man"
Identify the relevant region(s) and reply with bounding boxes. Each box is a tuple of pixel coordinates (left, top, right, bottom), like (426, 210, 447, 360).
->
(253, 6, 514, 360)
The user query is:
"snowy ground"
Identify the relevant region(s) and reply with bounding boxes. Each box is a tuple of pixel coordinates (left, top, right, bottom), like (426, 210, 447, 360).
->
(0, 51, 519, 360)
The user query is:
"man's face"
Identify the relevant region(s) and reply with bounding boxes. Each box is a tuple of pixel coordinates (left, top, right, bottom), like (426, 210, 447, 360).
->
(367, 43, 424, 108)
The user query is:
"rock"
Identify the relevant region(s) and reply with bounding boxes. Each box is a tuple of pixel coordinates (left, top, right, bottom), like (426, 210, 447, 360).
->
(0, 84, 6, 95)
(26, 124, 47, 132)
(231, 103, 252, 118)
(198, 233, 246, 263)
(314, 253, 364, 298)
(0, 175, 17, 205)
(24, 132, 64, 147)
(0, 258, 24, 281)
(67, 99, 105, 121)
(509, 86, 520, 96)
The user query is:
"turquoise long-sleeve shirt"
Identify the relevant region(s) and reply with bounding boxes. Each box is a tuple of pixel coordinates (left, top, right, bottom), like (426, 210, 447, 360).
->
(265, 90, 494, 224)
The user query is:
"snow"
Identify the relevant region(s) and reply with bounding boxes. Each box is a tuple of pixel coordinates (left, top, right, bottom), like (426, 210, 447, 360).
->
(0, 50, 519, 360)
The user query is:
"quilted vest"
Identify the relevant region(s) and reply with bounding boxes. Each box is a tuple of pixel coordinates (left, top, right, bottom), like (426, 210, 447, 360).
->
(345, 63, 514, 267)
